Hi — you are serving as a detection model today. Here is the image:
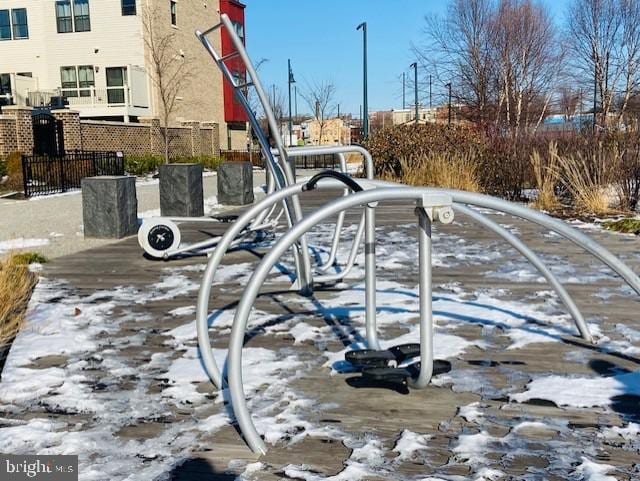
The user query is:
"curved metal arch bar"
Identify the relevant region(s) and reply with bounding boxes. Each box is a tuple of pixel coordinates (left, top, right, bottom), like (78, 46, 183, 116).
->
(354, 180, 640, 298)
(435, 189, 640, 297)
(196, 180, 373, 389)
(454, 204, 591, 342)
(197, 183, 309, 388)
(227, 188, 452, 454)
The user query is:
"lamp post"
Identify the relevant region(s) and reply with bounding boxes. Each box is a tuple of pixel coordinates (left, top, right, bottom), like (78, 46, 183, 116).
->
(288, 59, 295, 146)
(446, 82, 452, 127)
(411, 62, 418, 123)
(357, 22, 368, 138)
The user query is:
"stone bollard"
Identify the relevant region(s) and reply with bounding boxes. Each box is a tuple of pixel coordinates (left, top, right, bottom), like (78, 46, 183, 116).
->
(81, 176, 138, 238)
(217, 161, 254, 205)
(159, 163, 204, 217)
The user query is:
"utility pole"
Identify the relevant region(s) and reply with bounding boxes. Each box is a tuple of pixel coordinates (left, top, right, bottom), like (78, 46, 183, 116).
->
(446, 82, 452, 127)
(402, 72, 406, 110)
(288, 59, 295, 146)
(410, 62, 418, 123)
(337, 104, 340, 119)
(357, 22, 369, 138)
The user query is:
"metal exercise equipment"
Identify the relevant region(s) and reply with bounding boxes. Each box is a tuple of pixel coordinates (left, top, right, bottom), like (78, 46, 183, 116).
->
(140, 13, 375, 270)
(190, 13, 640, 456)
(195, 176, 640, 454)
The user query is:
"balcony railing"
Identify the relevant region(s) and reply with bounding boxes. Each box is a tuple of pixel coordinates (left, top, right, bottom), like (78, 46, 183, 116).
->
(27, 87, 135, 109)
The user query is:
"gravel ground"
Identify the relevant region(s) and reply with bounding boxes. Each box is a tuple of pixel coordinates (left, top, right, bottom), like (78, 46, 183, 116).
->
(0, 171, 268, 259)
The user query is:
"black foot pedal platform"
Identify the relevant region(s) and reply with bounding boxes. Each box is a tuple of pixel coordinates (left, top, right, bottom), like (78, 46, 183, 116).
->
(212, 214, 239, 223)
(360, 360, 452, 386)
(344, 343, 420, 370)
(344, 343, 452, 389)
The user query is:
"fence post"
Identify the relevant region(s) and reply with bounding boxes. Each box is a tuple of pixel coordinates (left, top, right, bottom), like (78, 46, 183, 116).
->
(92, 151, 97, 177)
(59, 155, 66, 193)
(21, 154, 28, 197)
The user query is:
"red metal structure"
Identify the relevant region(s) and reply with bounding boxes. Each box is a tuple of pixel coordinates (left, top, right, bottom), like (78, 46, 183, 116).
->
(219, 0, 248, 129)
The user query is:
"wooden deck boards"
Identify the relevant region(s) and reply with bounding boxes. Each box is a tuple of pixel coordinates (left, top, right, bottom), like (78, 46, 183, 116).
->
(29, 188, 640, 479)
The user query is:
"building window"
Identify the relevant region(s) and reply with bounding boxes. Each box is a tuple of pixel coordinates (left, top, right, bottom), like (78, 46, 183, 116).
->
(106, 67, 127, 104)
(0, 74, 11, 95)
(11, 9, 28, 39)
(122, 0, 136, 16)
(56, 1, 73, 33)
(78, 66, 94, 97)
(170, 1, 177, 26)
(61, 66, 79, 97)
(56, 0, 90, 33)
(60, 65, 95, 98)
(0, 8, 29, 40)
(17, 72, 32, 77)
(73, 0, 91, 32)
(231, 20, 244, 43)
(0, 11, 10, 40)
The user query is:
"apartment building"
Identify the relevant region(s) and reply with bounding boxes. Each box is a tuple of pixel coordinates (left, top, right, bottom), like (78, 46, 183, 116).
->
(0, 0, 248, 149)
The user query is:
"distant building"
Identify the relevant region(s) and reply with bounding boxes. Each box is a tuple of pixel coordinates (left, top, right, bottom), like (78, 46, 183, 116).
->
(0, 0, 248, 149)
(391, 107, 437, 125)
(302, 117, 350, 145)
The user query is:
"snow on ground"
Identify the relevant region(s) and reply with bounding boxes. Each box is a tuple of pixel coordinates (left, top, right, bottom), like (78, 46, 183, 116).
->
(0, 212, 638, 480)
(0, 237, 50, 253)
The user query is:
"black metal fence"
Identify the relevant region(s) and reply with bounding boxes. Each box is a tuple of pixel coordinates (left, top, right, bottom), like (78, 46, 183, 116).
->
(22, 150, 125, 197)
(220, 149, 338, 170)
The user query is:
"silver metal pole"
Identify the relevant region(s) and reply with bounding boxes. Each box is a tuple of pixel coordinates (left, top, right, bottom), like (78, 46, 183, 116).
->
(364, 204, 379, 349)
(409, 206, 434, 389)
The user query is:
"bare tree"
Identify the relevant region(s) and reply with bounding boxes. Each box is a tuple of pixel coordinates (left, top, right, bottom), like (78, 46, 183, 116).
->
(415, 0, 495, 125)
(142, 5, 193, 162)
(300, 81, 337, 145)
(559, 86, 581, 121)
(566, 0, 640, 126)
(491, 0, 563, 136)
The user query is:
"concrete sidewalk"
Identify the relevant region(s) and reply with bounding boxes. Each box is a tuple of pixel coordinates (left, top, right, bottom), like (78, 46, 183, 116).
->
(0, 171, 268, 259)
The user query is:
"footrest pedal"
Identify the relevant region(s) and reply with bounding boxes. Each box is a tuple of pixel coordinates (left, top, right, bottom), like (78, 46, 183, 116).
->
(361, 367, 412, 383)
(345, 349, 395, 368)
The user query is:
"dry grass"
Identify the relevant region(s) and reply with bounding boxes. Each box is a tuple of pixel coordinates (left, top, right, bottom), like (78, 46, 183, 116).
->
(530, 142, 560, 211)
(382, 152, 481, 192)
(553, 151, 612, 215)
(0, 253, 38, 349)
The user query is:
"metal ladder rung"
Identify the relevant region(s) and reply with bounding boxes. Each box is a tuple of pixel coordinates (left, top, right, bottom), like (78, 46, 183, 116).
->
(235, 81, 253, 90)
(200, 22, 223, 36)
(220, 51, 241, 62)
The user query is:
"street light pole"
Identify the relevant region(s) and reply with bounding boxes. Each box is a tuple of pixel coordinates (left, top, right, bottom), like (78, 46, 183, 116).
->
(411, 62, 418, 123)
(294, 85, 298, 119)
(288, 59, 295, 146)
(446, 82, 452, 127)
(357, 22, 368, 138)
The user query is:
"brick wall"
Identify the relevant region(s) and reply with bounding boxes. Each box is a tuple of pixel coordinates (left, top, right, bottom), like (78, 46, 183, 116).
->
(0, 117, 18, 155)
(80, 118, 221, 158)
(0, 106, 33, 156)
(0, 107, 220, 158)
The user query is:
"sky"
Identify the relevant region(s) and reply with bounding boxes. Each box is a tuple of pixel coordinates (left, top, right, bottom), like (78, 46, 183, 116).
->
(244, 0, 572, 116)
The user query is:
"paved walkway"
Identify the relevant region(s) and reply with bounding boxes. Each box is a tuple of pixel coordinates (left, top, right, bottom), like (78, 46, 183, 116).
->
(0, 189, 639, 480)
(0, 171, 267, 259)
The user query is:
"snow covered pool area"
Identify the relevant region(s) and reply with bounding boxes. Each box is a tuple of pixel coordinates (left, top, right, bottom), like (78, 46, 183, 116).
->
(0, 207, 638, 480)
